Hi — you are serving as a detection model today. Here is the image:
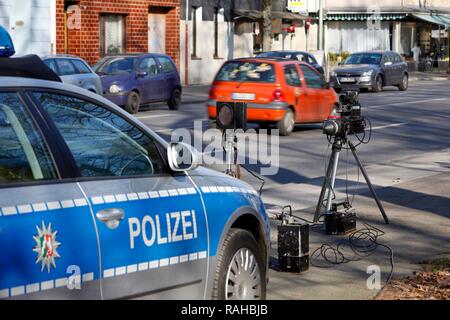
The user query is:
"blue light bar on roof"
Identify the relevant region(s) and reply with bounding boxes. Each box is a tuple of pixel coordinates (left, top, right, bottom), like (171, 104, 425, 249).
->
(0, 25, 15, 57)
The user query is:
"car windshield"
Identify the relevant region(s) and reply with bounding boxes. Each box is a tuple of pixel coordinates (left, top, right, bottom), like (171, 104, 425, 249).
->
(258, 52, 289, 58)
(95, 57, 137, 75)
(343, 53, 382, 65)
(215, 61, 276, 83)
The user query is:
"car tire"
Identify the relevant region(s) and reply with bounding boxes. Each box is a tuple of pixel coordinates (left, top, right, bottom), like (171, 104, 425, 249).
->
(167, 88, 181, 110)
(212, 228, 266, 300)
(372, 75, 383, 93)
(125, 91, 140, 114)
(277, 109, 295, 136)
(398, 74, 408, 91)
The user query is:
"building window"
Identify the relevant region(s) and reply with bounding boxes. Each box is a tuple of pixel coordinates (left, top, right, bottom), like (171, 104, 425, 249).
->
(100, 15, 126, 56)
(213, 8, 219, 58)
(191, 7, 198, 58)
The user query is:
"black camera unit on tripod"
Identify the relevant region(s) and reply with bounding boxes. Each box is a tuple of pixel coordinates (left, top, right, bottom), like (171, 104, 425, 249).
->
(215, 101, 248, 177)
(323, 90, 365, 138)
(314, 87, 390, 225)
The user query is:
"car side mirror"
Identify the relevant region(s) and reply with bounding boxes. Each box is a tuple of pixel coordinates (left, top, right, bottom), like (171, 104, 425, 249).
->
(136, 71, 148, 78)
(167, 142, 200, 172)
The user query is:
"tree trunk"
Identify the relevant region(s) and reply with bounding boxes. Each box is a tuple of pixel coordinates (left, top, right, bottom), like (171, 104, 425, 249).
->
(262, 0, 272, 52)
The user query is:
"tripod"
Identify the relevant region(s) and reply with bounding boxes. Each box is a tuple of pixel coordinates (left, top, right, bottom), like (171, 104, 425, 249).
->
(313, 136, 389, 224)
(223, 130, 241, 178)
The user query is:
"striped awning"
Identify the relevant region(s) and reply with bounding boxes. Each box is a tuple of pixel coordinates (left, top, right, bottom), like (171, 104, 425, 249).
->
(412, 13, 450, 30)
(233, 9, 308, 21)
(324, 13, 407, 21)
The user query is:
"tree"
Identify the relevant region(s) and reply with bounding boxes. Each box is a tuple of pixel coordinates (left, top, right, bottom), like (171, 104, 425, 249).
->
(262, 0, 272, 52)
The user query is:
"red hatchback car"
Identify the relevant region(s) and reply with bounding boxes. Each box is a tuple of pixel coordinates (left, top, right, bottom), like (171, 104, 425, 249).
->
(208, 58, 338, 136)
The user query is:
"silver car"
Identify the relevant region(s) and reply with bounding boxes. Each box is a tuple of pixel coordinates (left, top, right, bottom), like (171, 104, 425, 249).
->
(42, 55, 103, 95)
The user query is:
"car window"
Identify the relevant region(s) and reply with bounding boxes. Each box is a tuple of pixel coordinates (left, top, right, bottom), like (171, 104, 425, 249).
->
(44, 59, 59, 75)
(284, 64, 302, 87)
(216, 61, 276, 83)
(138, 57, 159, 76)
(257, 52, 286, 58)
(393, 54, 402, 63)
(158, 56, 176, 73)
(71, 59, 92, 74)
(344, 53, 382, 65)
(34, 93, 166, 178)
(384, 53, 397, 64)
(296, 54, 308, 62)
(0, 92, 57, 183)
(55, 59, 78, 76)
(307, 54, 318, 65)
(299, 65, 324, 89)
(96, 57, 137, 76)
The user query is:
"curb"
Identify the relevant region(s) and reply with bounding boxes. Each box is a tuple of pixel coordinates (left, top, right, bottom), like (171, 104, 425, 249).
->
(409, 77, 450, 81)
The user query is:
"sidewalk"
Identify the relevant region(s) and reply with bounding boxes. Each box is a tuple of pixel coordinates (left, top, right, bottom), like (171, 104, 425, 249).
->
(266, 170, 450, 300)
(409, 71, 450, 81)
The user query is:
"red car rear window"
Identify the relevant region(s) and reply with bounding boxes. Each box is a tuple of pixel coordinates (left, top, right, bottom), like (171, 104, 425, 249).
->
(215, 61, 276, 83)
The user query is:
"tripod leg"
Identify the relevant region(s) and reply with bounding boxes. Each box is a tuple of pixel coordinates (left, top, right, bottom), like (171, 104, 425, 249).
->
(349, 141, 390, 224)
(225, 132, 235, 176)
(325, 151, 340, 212)
(314, 150, 338, 222)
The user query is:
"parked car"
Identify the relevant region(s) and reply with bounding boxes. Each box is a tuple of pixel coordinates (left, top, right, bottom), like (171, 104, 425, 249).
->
(93, 54, 182, 114)
(208, 57, 338, 136)
(0, 56, 268, 300)
(330, 51, 409, 92)
(256, 51, 325, 75)
(42, 55, 103, 95)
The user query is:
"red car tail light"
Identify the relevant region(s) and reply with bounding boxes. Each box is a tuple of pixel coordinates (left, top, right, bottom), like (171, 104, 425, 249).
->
(208, 87, 216, 99)
(271, 89, 286, 102)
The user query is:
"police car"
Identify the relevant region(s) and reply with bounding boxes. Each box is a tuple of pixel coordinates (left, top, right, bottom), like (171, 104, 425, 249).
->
(0, 27, 269, 300)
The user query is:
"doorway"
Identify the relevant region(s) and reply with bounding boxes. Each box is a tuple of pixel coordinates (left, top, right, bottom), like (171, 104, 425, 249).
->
(148, 7, 171, 54)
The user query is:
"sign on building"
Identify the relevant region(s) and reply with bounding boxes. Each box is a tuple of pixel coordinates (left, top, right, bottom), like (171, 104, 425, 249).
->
(431, 29, 448, 38)
(287, 0, 308, 15)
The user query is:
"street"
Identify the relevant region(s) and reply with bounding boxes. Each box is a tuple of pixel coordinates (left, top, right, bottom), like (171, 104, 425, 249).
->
(135, 80, 450, 206)
(134, 80, 450, 299)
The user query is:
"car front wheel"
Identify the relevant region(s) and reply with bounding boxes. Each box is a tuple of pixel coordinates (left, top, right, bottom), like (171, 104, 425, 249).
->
(167, 88, 181, 110)
(398, 74, 408, 91)
(372, 75, 383, 92)
(125, 91, 140, 114)
(212, 229, 266, 300)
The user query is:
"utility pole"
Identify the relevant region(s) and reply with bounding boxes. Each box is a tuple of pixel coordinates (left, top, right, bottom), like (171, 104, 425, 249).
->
(185, 0, 189, 85)
(318, 0, 324, 50)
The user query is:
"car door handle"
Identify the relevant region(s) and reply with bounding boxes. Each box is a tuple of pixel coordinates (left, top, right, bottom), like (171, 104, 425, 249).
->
(96, 208, 125, 230)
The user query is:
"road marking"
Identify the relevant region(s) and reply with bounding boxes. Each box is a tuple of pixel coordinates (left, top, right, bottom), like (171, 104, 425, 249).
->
(136, 114, 172, 120)
(371, 122, 408, 130)
(366, 98, 448, 109)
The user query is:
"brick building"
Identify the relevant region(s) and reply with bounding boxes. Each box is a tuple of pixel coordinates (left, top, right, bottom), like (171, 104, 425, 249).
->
(56, 0, 180, 67)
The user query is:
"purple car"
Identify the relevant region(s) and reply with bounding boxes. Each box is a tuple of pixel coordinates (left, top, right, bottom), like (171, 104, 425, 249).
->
(93, 54, 182, 114)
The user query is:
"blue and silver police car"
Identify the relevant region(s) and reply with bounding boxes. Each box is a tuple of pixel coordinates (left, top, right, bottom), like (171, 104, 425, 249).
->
(0, 27, 269, 300)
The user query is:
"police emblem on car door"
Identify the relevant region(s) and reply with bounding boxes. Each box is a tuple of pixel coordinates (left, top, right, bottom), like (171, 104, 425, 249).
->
(32, 92, 208, 300)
